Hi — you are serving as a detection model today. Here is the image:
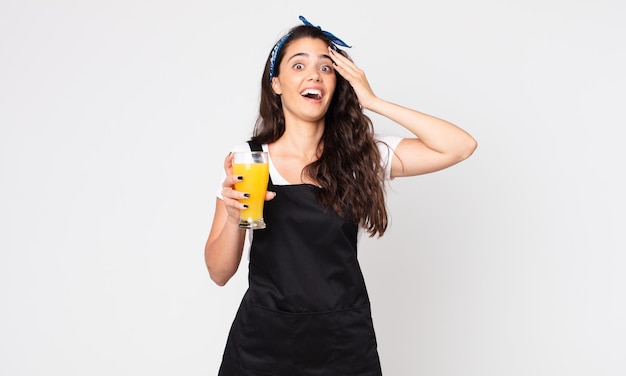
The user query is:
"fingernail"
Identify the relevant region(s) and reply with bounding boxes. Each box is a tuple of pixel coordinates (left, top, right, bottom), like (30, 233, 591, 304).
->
(243, 204, 248, 209)
(237, 176, 243, 180)
(243, 193, 250, 198)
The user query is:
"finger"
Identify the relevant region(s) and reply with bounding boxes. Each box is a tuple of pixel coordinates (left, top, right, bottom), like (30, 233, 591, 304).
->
(221, 189, 249, 211)
(222, 174, 243, 189)
(221, 168, 246, 200)
(329, 47, 351, 63)
(222, 186, 249, 200)
(332, 59, 363, 86)
(223, 152, 234, 174)
(329, 48, 359, 75)
(221, 177, 251, 203)
(265, 191, 277, 201)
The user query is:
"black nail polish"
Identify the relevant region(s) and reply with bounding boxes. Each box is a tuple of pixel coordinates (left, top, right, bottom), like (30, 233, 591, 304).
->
(244, 193, 250, 198)
(237, 176, 243, 180)
(243, 204, 249, 209)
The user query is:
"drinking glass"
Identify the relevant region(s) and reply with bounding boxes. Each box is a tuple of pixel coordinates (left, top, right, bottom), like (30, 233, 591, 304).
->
(232, 151, 269, 229)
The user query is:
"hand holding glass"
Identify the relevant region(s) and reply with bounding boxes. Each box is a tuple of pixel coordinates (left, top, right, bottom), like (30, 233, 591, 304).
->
(232, 151, 269, 229)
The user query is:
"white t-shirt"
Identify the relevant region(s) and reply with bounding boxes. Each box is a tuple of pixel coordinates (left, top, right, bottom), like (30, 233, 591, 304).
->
(216, 134, 403, 198)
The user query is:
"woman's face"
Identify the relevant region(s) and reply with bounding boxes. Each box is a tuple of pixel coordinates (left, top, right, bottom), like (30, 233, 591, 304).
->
(271, 37, 337, 123)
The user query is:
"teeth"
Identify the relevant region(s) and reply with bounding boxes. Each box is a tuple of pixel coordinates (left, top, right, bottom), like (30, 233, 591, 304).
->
(301, 89, 322, 99)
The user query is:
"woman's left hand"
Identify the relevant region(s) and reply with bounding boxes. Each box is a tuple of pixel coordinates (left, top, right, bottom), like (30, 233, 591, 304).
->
(329, 47, 377, 110)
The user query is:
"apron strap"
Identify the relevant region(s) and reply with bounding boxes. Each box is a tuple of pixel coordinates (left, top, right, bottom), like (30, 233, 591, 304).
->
(247, 140, 263, 152)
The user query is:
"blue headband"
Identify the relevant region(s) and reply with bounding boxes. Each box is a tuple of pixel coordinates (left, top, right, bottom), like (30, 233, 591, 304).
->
(268, 15, 352, 82)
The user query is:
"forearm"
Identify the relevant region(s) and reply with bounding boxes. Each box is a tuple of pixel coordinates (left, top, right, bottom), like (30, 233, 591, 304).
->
(365, 97, 477, 158)
(205, 205, 247, 286)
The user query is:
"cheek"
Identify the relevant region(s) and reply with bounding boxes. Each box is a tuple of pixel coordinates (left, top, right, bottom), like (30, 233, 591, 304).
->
(326, 79, 337, 98)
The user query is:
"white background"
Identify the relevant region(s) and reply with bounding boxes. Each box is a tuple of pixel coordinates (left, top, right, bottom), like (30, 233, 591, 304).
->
(1, 0, 625, 375)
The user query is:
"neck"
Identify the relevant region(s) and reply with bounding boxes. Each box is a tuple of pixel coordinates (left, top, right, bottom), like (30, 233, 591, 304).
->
(278, 119, 324, 157)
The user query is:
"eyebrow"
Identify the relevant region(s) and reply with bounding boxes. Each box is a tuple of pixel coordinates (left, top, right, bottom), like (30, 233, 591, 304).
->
(286, 52, 333, 63)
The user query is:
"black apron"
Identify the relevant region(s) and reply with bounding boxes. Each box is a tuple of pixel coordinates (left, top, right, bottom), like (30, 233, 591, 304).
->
(218, 142, 381, 376)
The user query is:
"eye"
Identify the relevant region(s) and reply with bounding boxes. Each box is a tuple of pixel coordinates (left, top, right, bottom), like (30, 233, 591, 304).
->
(293, 63, 304, 70)
(320, 64, 334, 73)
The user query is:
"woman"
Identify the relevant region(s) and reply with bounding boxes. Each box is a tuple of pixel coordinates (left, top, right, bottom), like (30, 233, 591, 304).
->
(205, 16, 477, 375)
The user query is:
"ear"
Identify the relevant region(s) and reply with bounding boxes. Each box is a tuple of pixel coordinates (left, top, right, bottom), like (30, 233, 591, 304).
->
(271, 78, 282, 95)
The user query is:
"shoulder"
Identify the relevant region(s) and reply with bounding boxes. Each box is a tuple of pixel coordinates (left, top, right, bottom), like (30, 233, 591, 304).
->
(375, 134, 403, 151)
(374, 134, 403, 162)
(229, 141, 271, 153)
(230, 142, 253, 152)
(374, 134, 403, 180)
(229, 141, 271, 152)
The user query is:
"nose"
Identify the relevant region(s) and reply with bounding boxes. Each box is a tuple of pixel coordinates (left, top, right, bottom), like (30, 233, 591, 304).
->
(307, 68, 321, 81)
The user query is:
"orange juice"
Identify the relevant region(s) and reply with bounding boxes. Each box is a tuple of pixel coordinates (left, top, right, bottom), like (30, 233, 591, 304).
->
(233, 158, 269, 228)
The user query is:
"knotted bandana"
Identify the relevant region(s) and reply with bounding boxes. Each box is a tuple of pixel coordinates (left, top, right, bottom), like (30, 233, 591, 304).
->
(269, 15, 352, 82)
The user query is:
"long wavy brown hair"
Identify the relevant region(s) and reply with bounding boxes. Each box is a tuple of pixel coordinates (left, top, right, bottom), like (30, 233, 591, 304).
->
(251, 25, 389, 237)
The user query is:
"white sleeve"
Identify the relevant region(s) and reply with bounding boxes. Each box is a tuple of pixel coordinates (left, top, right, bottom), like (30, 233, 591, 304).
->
(375, 134, 403, 180)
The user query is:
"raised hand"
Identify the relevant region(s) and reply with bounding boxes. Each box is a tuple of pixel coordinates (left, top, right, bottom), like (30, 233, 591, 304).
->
(329, 47, 377, 110)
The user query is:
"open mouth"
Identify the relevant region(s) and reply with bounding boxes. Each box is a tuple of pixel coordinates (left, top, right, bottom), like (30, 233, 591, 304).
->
(300, 89, 322, 100)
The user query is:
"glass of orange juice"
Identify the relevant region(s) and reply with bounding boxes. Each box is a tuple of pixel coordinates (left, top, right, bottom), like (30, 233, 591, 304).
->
(232, 151, 269, 229)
